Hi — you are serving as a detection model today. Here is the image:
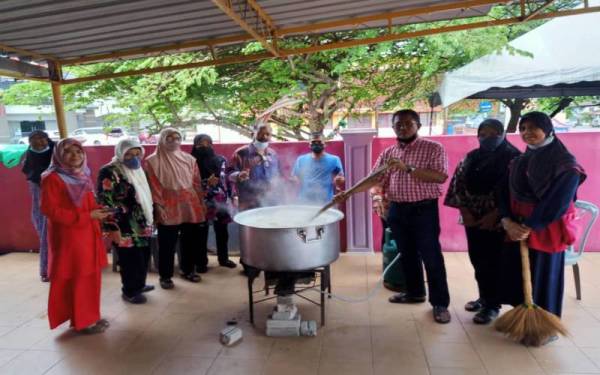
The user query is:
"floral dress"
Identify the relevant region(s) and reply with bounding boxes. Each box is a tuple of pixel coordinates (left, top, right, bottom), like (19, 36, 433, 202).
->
(97, 164, 152, 248)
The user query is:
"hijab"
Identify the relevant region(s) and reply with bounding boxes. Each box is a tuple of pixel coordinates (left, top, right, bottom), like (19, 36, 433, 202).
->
(111, 139, 154, 225)
(145, 128, 197, 190)
(190, 134, 223, 179)
(22, 130, 55, 184)
(510, 111, 586, 202)
(463, 119, 521, 195)
(43, 138, 94, 206)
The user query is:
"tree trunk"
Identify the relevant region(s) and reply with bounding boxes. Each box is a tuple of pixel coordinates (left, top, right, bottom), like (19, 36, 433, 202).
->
(503, 98, 530, 133)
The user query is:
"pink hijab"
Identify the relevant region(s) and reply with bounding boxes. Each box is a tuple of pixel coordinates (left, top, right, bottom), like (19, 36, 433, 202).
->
(43, 138, 94, 206)
(145, 128, 197, 190)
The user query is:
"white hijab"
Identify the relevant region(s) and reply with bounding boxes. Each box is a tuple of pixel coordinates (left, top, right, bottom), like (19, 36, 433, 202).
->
(112, 139, 154, 226)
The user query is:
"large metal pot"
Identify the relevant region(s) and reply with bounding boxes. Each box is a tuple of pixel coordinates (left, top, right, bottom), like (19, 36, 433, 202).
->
(234, 205, 344, 271)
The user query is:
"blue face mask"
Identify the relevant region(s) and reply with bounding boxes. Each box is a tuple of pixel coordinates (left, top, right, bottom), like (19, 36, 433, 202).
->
(253, 140, 269, 151)
(478, 136, 504, 152)
(123, 156, 141, 169)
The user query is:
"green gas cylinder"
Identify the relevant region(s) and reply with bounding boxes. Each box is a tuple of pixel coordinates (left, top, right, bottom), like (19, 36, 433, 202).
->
(382, 228, 406, 292)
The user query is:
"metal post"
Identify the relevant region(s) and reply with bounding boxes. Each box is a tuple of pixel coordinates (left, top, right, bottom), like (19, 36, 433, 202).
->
(51, 82, 68, 139)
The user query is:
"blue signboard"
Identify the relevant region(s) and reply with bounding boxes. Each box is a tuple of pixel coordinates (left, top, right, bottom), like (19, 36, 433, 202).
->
(479, 101, 493, 113)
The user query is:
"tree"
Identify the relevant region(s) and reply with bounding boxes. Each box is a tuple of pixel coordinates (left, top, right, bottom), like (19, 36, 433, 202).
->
(0, 81, 52, 106)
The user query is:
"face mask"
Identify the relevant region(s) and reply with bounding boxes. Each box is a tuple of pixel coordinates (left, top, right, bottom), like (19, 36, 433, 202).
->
(478, 136, 504, 151)
(253, 140, 268, 151)
(164, 140, 180, 152)
(310, 143, 324, 154)
(195, 146, 214, 157)
(527, 134, 555, 150)
(123, 156, 141, 169)
(30, 145, 50, 154)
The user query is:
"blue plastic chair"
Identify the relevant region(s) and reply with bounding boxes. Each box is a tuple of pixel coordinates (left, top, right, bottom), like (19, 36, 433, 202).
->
(565, 200, 599, 300)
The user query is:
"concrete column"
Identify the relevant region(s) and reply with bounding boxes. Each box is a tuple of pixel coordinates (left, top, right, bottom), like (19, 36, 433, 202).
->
(340, 128, 377, 253)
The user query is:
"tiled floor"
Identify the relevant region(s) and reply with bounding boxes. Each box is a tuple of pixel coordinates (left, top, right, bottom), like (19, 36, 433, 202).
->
(2, 251, 600, 375)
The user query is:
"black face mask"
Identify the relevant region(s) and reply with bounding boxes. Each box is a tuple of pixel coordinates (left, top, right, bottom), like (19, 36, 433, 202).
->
(397, 134, 417, 144)
(194, 146, 214, 158)
(311, 143, 324, 154)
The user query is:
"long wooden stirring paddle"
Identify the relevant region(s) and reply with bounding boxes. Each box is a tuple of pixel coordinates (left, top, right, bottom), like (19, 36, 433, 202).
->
(312, 159, 399, 219)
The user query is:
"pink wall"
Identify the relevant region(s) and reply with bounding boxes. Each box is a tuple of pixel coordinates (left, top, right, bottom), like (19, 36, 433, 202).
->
(0, 140, 347, 253)
(2, 133, 599, 253)
(372, 133, 600, 252)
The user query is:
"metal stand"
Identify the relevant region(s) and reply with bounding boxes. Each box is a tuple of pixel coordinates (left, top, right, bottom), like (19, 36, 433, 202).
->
(247, 265, 331, 327)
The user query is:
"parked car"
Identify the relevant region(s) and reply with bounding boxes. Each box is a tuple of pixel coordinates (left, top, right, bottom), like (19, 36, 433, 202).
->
(70, 127, 133, 146)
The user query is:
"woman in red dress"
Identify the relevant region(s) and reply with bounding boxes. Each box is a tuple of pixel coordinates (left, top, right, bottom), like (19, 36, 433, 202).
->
(41, 138, 112, 334)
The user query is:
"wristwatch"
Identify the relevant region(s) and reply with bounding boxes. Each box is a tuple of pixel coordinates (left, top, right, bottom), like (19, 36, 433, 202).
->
(406, 164, 416, 173)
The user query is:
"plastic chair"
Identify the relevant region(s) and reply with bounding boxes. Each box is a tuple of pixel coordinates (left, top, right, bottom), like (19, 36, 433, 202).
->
(565, 200, 599, 300)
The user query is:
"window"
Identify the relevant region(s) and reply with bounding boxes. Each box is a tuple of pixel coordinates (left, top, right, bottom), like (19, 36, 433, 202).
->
(20, 121, 45, 134)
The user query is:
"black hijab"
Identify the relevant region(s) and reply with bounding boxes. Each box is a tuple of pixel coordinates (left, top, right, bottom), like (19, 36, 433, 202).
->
(509, 111, 586, 203)
(190, 134, 224, 179)
(22, 131, 55, 184)
(463, 119, 521, 195)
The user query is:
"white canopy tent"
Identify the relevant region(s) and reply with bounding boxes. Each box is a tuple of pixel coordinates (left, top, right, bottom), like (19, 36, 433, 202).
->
(439, 3, 600, 107)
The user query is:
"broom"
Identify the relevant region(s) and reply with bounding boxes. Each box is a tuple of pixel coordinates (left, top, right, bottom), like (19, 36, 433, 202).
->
(494, 240, 568, 346)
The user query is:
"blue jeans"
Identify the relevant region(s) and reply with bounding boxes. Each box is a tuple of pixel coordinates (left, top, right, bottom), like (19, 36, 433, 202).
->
(387, 200, 450, 308)
(29, 181, 48, 277)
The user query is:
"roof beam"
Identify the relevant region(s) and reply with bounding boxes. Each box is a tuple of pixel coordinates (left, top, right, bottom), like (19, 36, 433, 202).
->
(60, 0, 504, 66)
(59, 33, 252, 66)
(0, 56, 49, 81)
(279, 0, 504, 35)
(211, 0, 280, 57)
(61, 52, 273, 84)
(0, 42, 57, 62)
(58, 5, 600, 84)
(523, 0, 558, 21)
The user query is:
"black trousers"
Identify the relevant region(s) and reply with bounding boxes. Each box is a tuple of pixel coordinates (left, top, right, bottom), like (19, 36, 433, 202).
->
(157, 223, 201, 279)
(387, 200, 450, 308)
(117, 245, 150, 297)
(465, 227, 504, 310)
(198, 221, 230, 267)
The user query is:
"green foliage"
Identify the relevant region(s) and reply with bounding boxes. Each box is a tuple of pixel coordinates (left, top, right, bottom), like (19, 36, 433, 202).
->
(0, 81, 52, 106)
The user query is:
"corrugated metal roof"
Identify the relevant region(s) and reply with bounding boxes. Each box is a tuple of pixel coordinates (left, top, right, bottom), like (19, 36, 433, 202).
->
(0, 0, 495, 63)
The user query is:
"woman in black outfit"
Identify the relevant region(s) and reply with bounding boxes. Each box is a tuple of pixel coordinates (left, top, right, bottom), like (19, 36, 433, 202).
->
(191, 134, 236, 271)
(445, 119, 521, 324)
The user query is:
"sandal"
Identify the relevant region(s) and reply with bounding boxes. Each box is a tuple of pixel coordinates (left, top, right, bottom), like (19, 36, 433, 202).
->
(464, 299, 484, 312)
(433, 306, 451, 324)
(181, 273, 201, 283)
(388, 293, 426, 304)
(473, 308, 499, 325)
(160, 278, 175, 289)
(219, 260, 237, 269)
(79, 322, 108, 335)
(97, 319, 110, 328)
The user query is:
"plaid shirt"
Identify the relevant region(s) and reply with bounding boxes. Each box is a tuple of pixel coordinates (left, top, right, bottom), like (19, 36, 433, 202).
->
(374, 137, 448, 203)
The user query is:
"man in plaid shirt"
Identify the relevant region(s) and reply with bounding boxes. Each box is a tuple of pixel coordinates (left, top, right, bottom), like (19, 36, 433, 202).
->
(336, 109, 451, 324)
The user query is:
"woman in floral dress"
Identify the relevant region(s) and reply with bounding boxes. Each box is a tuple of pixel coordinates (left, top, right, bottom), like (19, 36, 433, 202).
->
(97, 139, 155, 304)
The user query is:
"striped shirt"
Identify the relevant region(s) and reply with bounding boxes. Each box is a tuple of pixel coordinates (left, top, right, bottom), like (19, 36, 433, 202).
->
(373, 137, 448, 203)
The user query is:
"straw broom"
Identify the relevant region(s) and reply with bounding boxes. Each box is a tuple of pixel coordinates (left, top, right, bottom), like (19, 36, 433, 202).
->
(495, 240, 568, 346)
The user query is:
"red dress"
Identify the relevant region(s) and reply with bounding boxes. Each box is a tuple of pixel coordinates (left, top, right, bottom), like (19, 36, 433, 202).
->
(41, 172, 108, 330)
